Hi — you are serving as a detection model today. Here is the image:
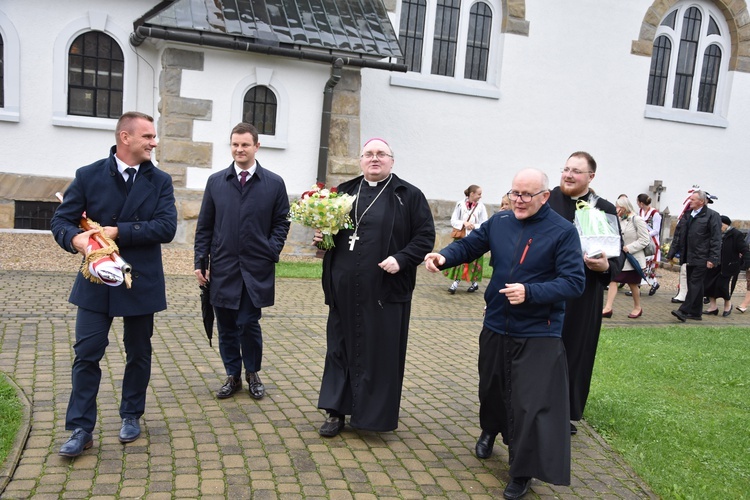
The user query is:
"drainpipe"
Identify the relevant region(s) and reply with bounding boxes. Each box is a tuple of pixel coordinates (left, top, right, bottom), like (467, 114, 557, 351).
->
(317, 59, 343, 185)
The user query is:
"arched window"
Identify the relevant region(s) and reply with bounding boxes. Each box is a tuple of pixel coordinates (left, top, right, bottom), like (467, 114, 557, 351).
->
(67, 31, 124, 118)
(465, 2, 492, 81)
(644, 1, 730, 126)
(393, 0, 502, 99)
(242, 85, 277, 136)
(398, 0, 426, 72)
(0, 33, 4, 108)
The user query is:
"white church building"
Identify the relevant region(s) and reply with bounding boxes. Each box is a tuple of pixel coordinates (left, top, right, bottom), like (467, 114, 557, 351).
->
(1, 0, 748, 254)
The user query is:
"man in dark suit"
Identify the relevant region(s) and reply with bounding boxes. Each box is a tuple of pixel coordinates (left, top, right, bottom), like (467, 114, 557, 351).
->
(667, 190, 722, 321)
(194, 123, 290, 400)
(51, 111, 177, 457)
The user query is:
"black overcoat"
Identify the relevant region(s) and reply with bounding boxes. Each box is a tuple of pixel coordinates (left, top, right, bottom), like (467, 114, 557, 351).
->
(51, 146, 177, 316)
(193, 162, 290, 309)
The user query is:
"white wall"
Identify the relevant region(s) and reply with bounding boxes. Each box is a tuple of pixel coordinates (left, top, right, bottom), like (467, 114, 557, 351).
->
(0, 1, 159, 179)
(361, 0, 750, 218)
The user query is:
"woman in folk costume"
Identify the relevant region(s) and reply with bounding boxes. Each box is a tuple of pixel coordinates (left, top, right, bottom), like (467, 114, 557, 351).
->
(445, 185, 489, 293)
(637, 193, 662, 295)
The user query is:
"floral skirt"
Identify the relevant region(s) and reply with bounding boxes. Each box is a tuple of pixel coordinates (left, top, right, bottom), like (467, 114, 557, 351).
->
(444, 255, 484, 283)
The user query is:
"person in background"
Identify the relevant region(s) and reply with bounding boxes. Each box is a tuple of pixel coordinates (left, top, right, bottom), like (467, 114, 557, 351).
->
(314, 138, 435, 437)
(735, 229, 750, 313)
(547, 151, 623, 435)
(667, 190, 722, 322)
(500, 194, 512, 211)
(602, 196, 651, 319)
(703, 215, 748, 316)
(50, 112, 177, 457)
(637, 193, 662, 295)
(445, 185, 489, 293)
(425, 168, 585, 500)
(194, 123, 290, 400)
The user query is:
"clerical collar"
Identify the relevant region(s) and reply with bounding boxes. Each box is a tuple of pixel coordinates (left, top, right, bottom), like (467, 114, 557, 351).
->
(364, 174, 391, 187)
(569, 190, 590, 200)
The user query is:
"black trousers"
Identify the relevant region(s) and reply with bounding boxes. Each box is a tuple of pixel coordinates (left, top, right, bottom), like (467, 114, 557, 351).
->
(680, 264, 708, 317)
(67, 308, 153, 432)
(214, 283, 263, 378)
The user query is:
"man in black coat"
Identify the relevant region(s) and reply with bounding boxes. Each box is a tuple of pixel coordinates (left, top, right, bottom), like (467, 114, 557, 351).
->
(667, 190, 722, 321)
(547, 151, 623, 434)
(314, 138, 435, 437)
(51, 112, 177, 457)
(194, 123, 290, 400)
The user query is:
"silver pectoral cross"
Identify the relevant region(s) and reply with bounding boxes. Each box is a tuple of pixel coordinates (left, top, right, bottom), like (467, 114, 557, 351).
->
(348, 232, 360, 251)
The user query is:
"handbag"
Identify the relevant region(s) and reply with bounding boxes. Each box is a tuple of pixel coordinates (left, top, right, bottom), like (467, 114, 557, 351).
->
(644, 239, 656, 257)
(450, 203, 478, 239)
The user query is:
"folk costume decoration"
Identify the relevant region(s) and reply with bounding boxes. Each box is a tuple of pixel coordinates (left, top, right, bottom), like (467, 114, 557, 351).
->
(444, 185, 488, 294)
(316, 138, 435, 437)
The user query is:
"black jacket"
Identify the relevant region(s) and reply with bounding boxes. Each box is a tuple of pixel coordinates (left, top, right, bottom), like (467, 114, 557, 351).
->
(719, 227, 749, 277)
(667, 207, 722, 266)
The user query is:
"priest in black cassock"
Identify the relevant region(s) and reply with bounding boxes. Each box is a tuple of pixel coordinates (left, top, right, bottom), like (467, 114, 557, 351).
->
(547, 151, 624, 434)
(314, 138, 435, 437)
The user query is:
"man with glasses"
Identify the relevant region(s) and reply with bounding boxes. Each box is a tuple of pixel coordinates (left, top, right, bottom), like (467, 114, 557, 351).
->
(314, 138, 435, 437)
(425, 168, 585, 499)
(547, 151, 623, 435)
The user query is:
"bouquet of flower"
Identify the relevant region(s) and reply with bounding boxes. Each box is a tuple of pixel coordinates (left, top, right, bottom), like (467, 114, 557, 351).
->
(288, 182, 357, 250)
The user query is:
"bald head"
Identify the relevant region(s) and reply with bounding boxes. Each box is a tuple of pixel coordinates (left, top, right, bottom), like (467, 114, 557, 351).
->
(509, 168, 550, 220)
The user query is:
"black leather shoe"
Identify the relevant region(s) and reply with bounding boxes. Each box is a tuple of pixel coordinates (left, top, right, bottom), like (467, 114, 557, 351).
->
(704, 297, 710, 304)
(671, 297, 684, 303)
(723, 308, 732, 317)
(703, 309, 719, 316)
(503, 476, 532, 499)
(475, 430, 496, 459)
(687, 314, 702, 321)
(246, 372, 265, 399)
(467, 283, 479, 293)
(649, 282, 660, 296)
(59, 428, 93, 457)
(570, 422, 577, 435)
(319, 415, 345, 437)
(119, 417, 141, 443)
(216, 375, 242, 399)
(671, 309, 687, 322)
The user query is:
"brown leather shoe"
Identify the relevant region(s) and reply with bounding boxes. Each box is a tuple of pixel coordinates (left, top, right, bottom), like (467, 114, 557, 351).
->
(216, 375, 242, 399)
(246, 372, 265, 399)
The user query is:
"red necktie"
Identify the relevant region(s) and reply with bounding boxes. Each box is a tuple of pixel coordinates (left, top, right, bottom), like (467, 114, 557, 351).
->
(240, 171, 248, 187)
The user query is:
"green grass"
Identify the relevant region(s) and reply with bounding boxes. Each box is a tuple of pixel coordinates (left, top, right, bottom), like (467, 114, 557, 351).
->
(587, 326, 750, 499)
(276, 260, 322, 279)
(0, 374, 23, 470)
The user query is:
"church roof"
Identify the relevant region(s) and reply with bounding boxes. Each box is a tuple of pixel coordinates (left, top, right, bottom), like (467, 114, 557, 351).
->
(134, 0, 402, 60)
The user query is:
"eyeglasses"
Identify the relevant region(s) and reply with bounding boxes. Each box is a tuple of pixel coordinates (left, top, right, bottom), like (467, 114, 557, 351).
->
(560, 167, 592, 175)
(361, 152, 393, 160)
(506, 190, 548, 203)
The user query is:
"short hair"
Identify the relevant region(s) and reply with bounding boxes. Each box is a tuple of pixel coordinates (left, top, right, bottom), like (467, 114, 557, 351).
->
(637, 193, 652, 205)
(692, 190, 708, 203)
(231, 123, 259, 143)
(464, 185, 481, 197)
(116, 112, 153, 138)
(615, 195, 636, 214)
(568, 151, 597, 173)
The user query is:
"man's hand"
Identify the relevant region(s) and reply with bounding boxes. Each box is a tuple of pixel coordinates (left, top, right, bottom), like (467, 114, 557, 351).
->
(424, 252, 445, 272)
(500, 283, 526, 305)
(707, 261, 715, 269)
(71, 229, 100, 255)
(194, 269, 210, 286)
(584, 251, 610, 272)
(101, 225, 119, 241)
(379, 256, 400, 274)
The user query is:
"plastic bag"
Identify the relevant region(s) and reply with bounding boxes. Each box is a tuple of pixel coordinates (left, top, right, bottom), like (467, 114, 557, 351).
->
(574, 200, 621, 258)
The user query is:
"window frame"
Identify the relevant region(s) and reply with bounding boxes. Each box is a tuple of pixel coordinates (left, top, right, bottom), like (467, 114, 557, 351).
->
(644, 0, 731, 128)
(231, 68, 289, 149)
(52, 12, 136, 130)
(0, 10, 20, 122)
(391, 0, 503, 99)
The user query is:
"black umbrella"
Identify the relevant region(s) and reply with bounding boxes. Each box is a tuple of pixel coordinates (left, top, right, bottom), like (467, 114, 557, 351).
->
(199, 257, 214, 346)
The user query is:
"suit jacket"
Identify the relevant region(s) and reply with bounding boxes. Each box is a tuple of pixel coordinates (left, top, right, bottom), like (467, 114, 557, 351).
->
(51, 146, 177, 316)
(194, 162, 290, 310)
